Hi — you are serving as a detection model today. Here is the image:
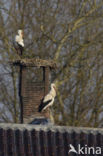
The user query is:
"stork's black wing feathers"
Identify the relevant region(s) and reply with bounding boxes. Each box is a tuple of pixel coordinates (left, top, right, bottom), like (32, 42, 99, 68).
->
(38, 99, 52, 112)
(13, 41, 24, 56)
(19, 44, 24, 55)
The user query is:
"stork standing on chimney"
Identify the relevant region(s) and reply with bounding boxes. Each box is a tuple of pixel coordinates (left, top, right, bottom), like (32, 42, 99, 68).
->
(38, 83, 56, 112)
(15, 29, 24, 56)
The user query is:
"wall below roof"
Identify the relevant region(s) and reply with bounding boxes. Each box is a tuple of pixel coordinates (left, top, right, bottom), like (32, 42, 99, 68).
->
(0, 123, 102, 156)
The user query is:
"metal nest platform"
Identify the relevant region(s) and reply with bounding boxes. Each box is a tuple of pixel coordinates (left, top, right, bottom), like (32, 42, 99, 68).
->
(29, 117, 53, 125)
(11, 58, 57, 69)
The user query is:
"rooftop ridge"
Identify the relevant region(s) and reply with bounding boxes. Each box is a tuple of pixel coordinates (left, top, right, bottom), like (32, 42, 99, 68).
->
(0, 123, 103, 134)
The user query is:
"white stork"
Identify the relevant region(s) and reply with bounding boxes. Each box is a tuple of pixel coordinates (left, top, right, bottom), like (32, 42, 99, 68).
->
(38, 83, 56, 112)
(15, 29, 24, 55)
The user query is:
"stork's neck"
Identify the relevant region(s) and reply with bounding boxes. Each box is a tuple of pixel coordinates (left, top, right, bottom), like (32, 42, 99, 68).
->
(50, 86, 56, 97)
(18, 33, 23, 38)
(20, 34, 23, 38)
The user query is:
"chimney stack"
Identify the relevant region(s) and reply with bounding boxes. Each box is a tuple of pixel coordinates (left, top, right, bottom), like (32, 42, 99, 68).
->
(12, 58, 56, 124)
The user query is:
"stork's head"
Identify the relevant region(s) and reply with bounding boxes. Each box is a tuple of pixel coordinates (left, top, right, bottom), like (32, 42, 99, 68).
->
(18, 29, 23, 38)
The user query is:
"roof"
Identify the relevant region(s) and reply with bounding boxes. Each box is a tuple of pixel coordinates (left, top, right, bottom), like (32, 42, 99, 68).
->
(0, 123, 103, 156)
(11, 58, 57, 69)
(0, 123, 102, 133)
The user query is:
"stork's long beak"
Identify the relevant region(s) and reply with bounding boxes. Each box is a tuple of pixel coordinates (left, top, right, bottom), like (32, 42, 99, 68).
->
(53, 86, 56, 93)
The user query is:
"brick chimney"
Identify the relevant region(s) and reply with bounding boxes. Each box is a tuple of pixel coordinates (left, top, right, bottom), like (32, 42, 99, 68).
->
(12, 58, 56, 123)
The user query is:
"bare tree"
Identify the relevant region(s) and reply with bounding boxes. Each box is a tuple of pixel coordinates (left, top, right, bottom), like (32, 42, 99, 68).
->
(0, 0, 103, 127)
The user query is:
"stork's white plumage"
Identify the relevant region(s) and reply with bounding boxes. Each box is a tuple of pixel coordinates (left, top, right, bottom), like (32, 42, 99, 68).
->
(15, 30, 24, 47)
(38, 83, 56, 112)
(15, 30, 24, 55)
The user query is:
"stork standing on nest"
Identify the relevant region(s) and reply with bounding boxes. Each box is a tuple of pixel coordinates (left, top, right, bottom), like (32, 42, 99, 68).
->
(38, 83, 56, 112)
(15, 29, 24, 56)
